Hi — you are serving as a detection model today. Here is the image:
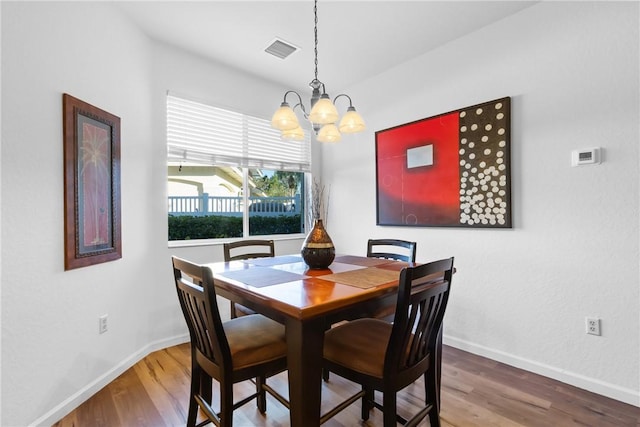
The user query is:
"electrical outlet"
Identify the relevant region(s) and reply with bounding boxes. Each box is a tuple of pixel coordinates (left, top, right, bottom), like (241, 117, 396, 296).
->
(586, 317, 600, 336)
(99, 314, 108, 334)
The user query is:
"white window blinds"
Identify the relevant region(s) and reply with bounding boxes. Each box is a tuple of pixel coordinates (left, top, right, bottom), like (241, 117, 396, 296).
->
(167, 95, 311, 172)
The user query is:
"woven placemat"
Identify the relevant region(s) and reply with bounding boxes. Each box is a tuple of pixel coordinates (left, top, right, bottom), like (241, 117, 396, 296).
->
(320, 267, 400, 289)
(242, 255, 302, 267)
(333, 255, 392, 267)
(220, 267, 305, 288)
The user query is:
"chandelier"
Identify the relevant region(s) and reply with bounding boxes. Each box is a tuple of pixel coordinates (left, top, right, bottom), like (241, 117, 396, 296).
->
(271, 0, 365, 143)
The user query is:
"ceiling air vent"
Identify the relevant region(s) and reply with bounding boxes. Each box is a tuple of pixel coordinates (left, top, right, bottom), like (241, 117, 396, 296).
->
(265, 38, 299, 59)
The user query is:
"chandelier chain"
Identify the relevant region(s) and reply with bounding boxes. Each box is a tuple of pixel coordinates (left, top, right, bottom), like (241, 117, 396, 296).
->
(313, 0, 318, 82)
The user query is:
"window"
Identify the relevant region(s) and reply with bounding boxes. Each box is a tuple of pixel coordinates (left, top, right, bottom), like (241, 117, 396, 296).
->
(167, 94, 311, 241)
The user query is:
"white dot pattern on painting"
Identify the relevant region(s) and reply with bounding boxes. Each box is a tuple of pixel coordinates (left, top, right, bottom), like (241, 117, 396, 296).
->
(458, 100, 510, 226)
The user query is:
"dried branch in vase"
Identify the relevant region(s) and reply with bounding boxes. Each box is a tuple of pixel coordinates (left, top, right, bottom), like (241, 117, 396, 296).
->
(311, 178, 330, 221)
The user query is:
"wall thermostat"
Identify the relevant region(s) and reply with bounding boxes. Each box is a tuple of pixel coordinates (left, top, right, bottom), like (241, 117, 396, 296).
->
(571, 147, 601, 167)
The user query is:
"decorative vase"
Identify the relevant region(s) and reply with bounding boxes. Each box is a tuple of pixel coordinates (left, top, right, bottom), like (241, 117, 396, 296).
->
(301, 219, 335, 269)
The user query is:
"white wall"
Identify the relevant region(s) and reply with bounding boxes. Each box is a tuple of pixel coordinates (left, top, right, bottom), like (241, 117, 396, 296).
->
(322, 1, 640, 405)
(2, 2, 638, 426)
(0, 2, 302, 426)
(1, 3, 165, 426)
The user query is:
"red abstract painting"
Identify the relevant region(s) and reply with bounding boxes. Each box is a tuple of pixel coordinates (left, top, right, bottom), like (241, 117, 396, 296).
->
(375, 97, 511, 228)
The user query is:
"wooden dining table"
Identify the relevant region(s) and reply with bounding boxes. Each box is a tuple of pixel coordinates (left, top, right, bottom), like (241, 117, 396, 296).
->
(205, 253, 416, 427)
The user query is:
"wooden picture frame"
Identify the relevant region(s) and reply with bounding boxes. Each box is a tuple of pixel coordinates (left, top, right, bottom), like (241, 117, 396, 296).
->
(375, 97, 511, 228)
(63, 94, 121, 270)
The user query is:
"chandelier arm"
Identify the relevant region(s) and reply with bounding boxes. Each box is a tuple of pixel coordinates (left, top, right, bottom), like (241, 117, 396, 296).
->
(292, 101, 309, 118)
(333, 93, 354, 108)
(283, 90, 303, 105)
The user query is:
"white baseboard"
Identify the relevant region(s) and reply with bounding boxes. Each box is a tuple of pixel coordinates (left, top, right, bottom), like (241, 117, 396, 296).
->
(29, 334, 190, 427)
(444, 335, 640, 408)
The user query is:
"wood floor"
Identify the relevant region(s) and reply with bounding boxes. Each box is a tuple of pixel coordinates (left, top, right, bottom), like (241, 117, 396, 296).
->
(53, 343, 640, 427)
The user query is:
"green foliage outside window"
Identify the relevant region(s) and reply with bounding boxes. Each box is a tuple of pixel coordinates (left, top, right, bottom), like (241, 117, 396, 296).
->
(253, 171, 301, 197)
(168, 214, 303, 240)
(249, 215, 303, 236)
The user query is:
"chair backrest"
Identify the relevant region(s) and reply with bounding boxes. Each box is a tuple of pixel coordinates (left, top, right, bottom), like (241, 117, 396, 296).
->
(367, 239, 417, 263)
(172, 256, 231, 372)
(223, 239, 275, 261)
(385, 257, 454, 384)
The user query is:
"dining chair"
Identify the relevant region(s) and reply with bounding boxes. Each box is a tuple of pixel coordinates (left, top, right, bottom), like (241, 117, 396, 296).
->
(322, 238, 419, 383)
(320, 257, 454, 427)
(172, 256, 289, 427)
(367, 238, 417, 263)
(223, 239, 275, 318)
(367, 238, 417, 322)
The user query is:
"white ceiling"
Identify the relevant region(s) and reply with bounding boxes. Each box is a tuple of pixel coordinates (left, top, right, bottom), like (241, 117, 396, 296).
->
(115, 1, 537, 94)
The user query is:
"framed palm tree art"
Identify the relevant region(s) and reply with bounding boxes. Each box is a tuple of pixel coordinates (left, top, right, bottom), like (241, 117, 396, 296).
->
(63, 93, 121, 270)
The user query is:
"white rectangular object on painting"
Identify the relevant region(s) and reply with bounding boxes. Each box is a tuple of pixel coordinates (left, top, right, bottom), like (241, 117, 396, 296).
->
(407, 145, 433, 169)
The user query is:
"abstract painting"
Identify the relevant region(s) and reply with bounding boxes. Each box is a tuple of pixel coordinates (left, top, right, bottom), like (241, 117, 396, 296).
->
(375, 97, 511, 228)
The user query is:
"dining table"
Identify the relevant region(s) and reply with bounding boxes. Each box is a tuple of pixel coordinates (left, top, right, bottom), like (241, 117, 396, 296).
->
(205, 253, 424, 427)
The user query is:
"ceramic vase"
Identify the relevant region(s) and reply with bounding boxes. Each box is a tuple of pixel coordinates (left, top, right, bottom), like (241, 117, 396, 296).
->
(301, 219, 335, 269)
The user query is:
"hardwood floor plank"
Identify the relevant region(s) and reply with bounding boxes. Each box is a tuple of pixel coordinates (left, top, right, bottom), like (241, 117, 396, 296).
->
(443, 346, 640, 427)
(133, 348, 190, 426)
(443, 364, 554, 425)
(53, 385, 122, 427)
(54, 343, 640, 426)
(440, 390, 529, 427)
(110, 362, 167, 426)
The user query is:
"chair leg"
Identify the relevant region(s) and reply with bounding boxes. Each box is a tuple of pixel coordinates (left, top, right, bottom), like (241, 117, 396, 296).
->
(361, 386, 374, 421)
(322, 321, 332, 382)
(382, 391, 397, 427)
(424, 371, 432, 406)
(425, 355, 440, 413)
(425, 370, 441, 427)
(220, 377, 234, 427)
(256, 375, 267, 413)
(435, 326, 443, 409)
(429, 409, 441, 427)
(187, 365, 201, 427)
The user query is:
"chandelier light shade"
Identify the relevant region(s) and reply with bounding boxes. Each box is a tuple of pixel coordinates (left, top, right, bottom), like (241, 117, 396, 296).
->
(317, 123, 341, 143)
(271, 101, 300, 131)
(282, 125, 305, 141)
(308, 94, 339, 124)
(271, 0, 365, 142)
(337, 102, 366, 133)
